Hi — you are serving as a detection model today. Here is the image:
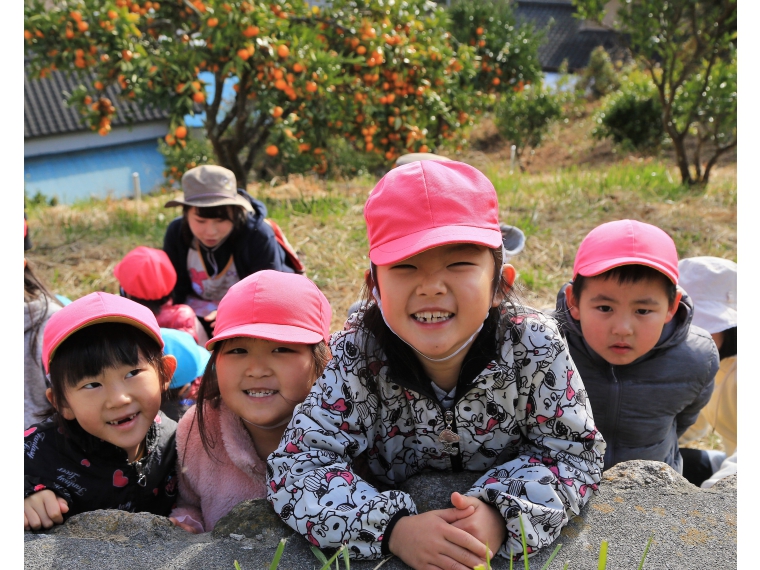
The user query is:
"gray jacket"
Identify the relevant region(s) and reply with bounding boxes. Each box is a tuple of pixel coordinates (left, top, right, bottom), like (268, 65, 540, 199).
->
(25, 295, 62, 429)
(554, 283, 718, 473)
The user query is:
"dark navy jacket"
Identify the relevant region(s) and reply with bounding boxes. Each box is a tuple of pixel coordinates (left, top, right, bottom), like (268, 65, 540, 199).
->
(554, 284, 718, 473)
(24, 411, 178, 519)
(163, 191, 293, 305)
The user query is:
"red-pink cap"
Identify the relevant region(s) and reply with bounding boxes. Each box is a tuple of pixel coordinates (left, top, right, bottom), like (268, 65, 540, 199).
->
(364, 160, 502, 265)
(113, 246, 177, 301)
(206, 270, 332, 350)
(42, 292, 164, 374)
(573, 219, 679, 283)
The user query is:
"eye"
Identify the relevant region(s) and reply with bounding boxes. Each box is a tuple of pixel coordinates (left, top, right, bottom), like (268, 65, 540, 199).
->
(636, 309, 653, 315)
(390, 263, 416, 270)
(273, 346, 296, 354)
(596, 305, 612, 313)
(448, 261, 476, 268)
(125, 368, 142, 378)
(81, 381, 102, 390)
(226, 347, 247, 355)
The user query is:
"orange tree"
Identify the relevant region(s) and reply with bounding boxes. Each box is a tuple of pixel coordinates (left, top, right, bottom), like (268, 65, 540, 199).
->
(24, 0, 541, 186)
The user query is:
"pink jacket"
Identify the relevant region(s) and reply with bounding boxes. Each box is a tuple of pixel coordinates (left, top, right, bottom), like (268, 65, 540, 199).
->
(170, 401, 268, 532)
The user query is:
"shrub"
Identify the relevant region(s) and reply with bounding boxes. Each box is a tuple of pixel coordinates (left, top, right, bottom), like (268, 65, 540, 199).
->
(592, 70, 664, 152)
(493, 82, 563, 170)
(577, 46, 621, 99)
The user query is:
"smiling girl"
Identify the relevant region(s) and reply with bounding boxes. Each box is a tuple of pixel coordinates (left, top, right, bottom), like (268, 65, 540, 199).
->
(168, 270, 331, 534)
(268, 160, 606, 568)
(24, 293, 179, 530)
(163, 165, 302, 338)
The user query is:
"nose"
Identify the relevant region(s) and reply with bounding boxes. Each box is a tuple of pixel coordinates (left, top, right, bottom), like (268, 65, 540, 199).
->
(105, 381, 132, 408)
(416, 269, 447, 296)
(246, 356, 273, 378)
(610, 314, 634, 337)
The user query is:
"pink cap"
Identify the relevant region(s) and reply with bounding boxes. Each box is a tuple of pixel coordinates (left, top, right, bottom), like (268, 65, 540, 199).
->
(573, 219, 679, 283)
(206, 270, 332, 350)
(113, 246, 177, 301)
(364, 160, 502, 265)
(42, 292, 164, 373)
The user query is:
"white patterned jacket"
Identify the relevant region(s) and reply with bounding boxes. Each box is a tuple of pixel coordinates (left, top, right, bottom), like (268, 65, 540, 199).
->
(267, 307, 606, 560)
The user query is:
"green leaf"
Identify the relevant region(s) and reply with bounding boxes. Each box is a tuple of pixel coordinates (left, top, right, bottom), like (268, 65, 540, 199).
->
(233, 561, 242, 570)
(540, 543, 563, 570)
(637, 534, 654, 570)
(269, 537, 288, 570)
(597, 540, 608, 570)
(310, 546, 330, 565)
(518, 514, 529, 570)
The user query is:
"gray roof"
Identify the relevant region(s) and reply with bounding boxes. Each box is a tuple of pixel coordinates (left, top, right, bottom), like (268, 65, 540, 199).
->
(24, 60, 169, 139)
(515, 0, 626, 72)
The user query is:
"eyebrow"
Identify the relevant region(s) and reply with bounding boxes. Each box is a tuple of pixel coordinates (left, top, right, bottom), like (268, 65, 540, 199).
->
(447, 243, 483, 254)
(589, 294, 661, 306)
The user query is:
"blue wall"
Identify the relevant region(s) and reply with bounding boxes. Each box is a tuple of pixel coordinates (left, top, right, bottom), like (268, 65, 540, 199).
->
(24, 139, 166, 204)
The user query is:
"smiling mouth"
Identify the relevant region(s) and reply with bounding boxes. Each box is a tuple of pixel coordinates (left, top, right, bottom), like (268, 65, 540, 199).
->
(107, 413, 139, 426)
(412, 311, 454, 323)
(244, 389, 278, 398)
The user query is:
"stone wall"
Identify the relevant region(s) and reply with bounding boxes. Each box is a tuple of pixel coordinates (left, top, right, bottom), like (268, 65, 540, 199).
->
(24, 460, 736, 569)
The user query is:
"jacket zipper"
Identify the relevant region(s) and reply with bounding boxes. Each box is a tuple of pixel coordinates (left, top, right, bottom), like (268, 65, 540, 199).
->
(608, 365, 621, 468)
(133, 457, 147, 487)
(442, 409, 463, 471)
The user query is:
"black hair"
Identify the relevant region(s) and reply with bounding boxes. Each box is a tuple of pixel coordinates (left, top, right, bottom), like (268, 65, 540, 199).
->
(46, 322, 171, 431)
(191, 339, 331, 462)
(25, 261, 62, 362)
(180, 204, 248, 248)
(123, 291, 173, 316)
(357, 246, 525, 381)
(718, 326, 737, 360)
(572, 265, 678, 305)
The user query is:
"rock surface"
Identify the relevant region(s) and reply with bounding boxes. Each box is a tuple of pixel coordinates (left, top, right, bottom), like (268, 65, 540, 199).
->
(24, 460, 736, 569)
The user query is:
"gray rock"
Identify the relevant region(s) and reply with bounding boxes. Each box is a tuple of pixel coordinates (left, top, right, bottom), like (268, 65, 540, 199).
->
(24, 460, 736, 569)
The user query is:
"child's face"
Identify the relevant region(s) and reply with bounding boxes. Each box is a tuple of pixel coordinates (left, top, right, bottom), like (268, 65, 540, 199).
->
(375, 243, 500, 360)
(215, 337, 315, 430)
(59, 355, 170, 462)
(567, 275, 681, 366)
(187, 207, 234, 248)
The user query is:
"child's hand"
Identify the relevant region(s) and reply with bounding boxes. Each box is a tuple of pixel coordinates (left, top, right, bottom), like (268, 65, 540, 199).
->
(169, 516, 201, 534)
(450, 492, 507, 557)
(388, 506, 494, 570)
(24, 490, 69, 530)
(203, 310, 217, 330)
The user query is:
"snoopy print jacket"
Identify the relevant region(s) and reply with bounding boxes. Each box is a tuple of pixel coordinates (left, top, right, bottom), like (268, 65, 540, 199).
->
(268, 308, 606, 560)
(24, 411, 178, 519)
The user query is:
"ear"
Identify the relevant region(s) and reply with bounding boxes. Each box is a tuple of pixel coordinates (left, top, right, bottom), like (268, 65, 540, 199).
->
(566, 284, 581, 321)
(161, 355, 178, 390)
(664, 290, 682, 324)
(47, 388, 75, 420)
(492, 264, 517, 307)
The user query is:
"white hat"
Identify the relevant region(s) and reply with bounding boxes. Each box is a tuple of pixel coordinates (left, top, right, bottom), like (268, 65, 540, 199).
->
(678, 256, 737, 334)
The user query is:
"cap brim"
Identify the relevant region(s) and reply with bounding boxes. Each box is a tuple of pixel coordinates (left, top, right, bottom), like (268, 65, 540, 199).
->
(369, 225, 503, 265)
(690, 301, 737, 334)
(206, 323, 324, 350)
(576, 257, 678, 284)
(164, 195, 253, 212)
(47, 316, 164, 369)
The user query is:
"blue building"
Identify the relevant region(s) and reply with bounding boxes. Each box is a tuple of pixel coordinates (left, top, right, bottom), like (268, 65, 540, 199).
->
(24, 60, 170, 204)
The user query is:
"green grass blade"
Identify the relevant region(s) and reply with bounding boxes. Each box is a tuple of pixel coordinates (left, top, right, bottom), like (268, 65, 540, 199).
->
(562, 564, 569, 570)
(317, 547, 345, 570)
(518, 514, 529, 570)
(310, 546, 330, 566)
(269, 538, 288, 570)
(540, 543, 563, 570)
(637, 534, 654, 570)
(597, 540, 608, 570)
(342, 544, 351, 570)
(233, 562, 242, 570)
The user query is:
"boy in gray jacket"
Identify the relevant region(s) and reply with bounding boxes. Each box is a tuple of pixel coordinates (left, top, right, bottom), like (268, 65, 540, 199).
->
(555, 220, 719, 474)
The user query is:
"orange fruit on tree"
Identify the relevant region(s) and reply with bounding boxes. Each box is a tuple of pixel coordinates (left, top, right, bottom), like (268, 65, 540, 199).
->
(273, 68, 284, 79)
(207, 17, 219, 27)
(305, 81, 317, 93)
(476, 27, 484, 35)
(292, 62, 304, 73)
(356, 45, 367, 55)
(108, 9, 118, 19)
(265, 144, 279, 156)
(175, 125, 188, 139)
(277, 44, 289, 58)
(94, 81, 104, 91)
(122, 50, 133, 62)
(165, 134, 176, 146)
(77, 21, 89, 32)
(492, 77, 500, 86)
(192, 91, 206, 103)
(237, 48, 250, 60)
(65, 29, 74, 39)
(418, 144, 429, 153)
(274, 79, 287, 90)
(24, 30, 33, 40)
(243, 25, 259, 37)
(272, 106, 284, 118)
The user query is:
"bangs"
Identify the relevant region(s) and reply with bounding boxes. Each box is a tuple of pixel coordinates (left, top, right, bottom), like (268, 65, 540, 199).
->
(184, 204, 236, 221)
(50, 322, 163, 388)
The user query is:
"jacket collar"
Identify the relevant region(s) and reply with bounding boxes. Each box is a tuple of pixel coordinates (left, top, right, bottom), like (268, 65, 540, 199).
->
(218, 401, 266, 478)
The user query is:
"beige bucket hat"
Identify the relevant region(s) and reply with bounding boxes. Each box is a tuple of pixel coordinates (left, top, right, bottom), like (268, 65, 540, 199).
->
(164, 165, 253, 212)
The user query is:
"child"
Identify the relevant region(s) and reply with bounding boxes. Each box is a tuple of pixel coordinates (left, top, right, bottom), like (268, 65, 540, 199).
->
(677, 256, 737, 485)
(268, 161, 605, 567)
(169, 270, 332, 534)
(159, 327, 211, 422)
(162, 165, 303, 337)
(114, 246, 208, 345)
(554, 220, 719, 474)
(25, 215, 63, 429)
(24, 292, 179, 530)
